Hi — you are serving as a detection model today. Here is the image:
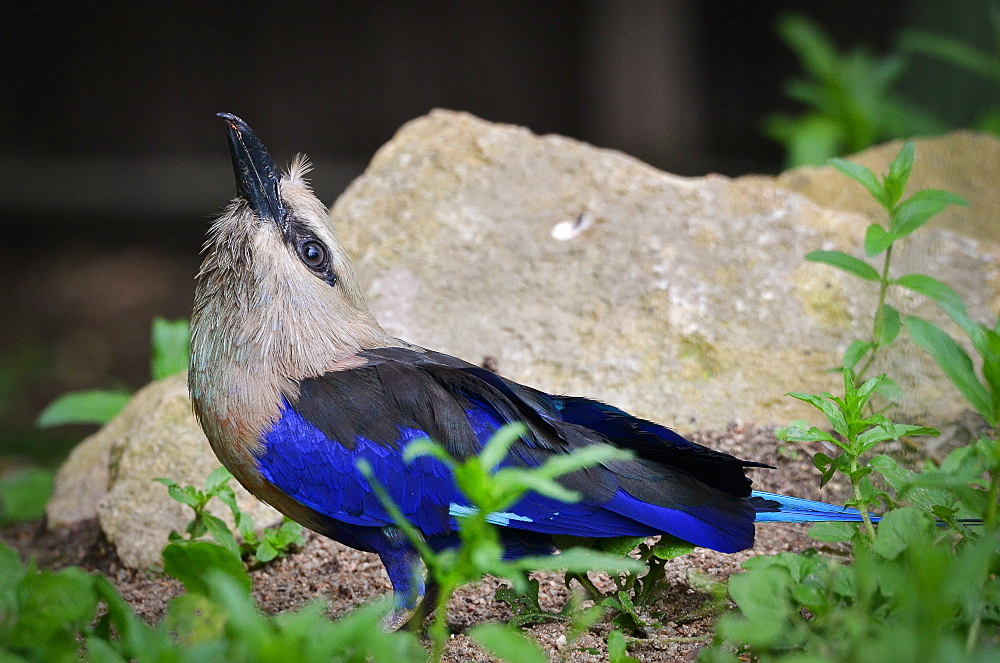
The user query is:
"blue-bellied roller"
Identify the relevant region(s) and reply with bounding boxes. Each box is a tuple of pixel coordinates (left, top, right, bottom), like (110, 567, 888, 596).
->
(190, 113, 870, 627)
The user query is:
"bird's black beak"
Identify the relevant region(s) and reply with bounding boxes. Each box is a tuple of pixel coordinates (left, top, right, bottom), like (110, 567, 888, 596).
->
(218, 113, 287, 226)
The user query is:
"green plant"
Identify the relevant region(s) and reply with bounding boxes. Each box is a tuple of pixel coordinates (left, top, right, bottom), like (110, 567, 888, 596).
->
(701, 139, 999, 663)
(155, 465, 304, 565)
(0, 468, 55, 526)
(607, 628, 640, 663)
(702, 519, 1000, 663)
(699, 391, 1000, 659)
(905, 303, 1000, 434)
(494, 530, 697, 633)
(779, 370, 939, 540)
(558, 534, 697, 633)
(898, 18, 1000, 135)
(806, 142, 967, 389)
(0, 539, 426, 663)
(149, 317, 190, 380)
(765, 14, 940, 167)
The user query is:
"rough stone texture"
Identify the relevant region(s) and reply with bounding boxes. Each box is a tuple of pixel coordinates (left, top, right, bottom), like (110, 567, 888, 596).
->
(330, 109, 999, 432)
(46, 372, 282, 569)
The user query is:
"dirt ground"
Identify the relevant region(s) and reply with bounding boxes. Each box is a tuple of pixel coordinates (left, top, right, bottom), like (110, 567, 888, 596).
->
(2, 424, 857, 662)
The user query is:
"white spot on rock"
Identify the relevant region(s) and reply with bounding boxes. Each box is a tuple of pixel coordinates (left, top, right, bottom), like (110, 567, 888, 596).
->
(551, 212, 594, 240)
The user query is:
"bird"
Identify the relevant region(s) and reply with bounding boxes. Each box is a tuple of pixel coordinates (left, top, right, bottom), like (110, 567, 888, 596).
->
(190, 113, 872, 627)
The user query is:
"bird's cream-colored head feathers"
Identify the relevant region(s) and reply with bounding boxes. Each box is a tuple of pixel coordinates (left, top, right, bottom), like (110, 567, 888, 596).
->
(190, 147, 396, 466)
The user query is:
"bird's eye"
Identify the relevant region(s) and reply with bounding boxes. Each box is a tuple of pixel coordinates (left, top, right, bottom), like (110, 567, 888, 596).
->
(299, 240, 327, 269)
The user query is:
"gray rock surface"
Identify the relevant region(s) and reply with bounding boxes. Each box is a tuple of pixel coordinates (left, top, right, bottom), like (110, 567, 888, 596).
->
(46, 373, 282, 569)
(330, 109, 999, 432)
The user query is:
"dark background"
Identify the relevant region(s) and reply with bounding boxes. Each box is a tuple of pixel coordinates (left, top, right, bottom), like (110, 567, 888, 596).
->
(0, 0, 994, 466)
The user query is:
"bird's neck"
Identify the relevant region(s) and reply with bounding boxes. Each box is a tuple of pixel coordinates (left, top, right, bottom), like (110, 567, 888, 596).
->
(188, 259, 397, 478)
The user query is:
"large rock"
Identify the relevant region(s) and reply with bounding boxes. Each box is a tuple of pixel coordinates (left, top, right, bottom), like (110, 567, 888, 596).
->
(46, 373, 282, 569)
(330, 110, 999, 431)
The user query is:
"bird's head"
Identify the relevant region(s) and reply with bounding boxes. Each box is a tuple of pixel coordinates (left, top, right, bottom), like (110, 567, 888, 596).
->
(190, 114, 394, 422)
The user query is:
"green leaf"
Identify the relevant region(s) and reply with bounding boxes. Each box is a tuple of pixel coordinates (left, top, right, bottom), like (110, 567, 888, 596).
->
(883, 141, 915, 208)
(163, 483, 202, 508)
(898, 30, 1000, 82)
(596, 536, 645, 556)
(854, 372, 886, 407)
(607, 630, 640, 663)
(876, 304, 901, 346)
(725, 566, 791, 646)
(492, 468, 581, 505)
(829, 159, 886, 207)
(469, 623, 547, 663)
(771, 114, 842, 168)
(613, 590, 645, 629)
(809, 521, 857, 542)
(162, 541, 250, 595)
(787, 391, 848, 437)
(151, 318, 190, 380)
(905, 316, 994, 426)
(255, 540, 278, 563)
(276, 519, 305, 545)
(0, 543, 26, 603)
(36, 389, 132, 427)
(203, 514, 240, 555)
(905, 188, 968, 208)
(402, 438, 453, 467)
(863, 223, 895, 257)
(874, 375, 903, 402)
(855, 425, 896, 454)
(884, 423, 939, 438)
(891, 197, 947, 237)
(893, 275, 979, 341)
(235, 513, 260, 549)
(0, 469, 54, 525)
(478, 422, 528, 472)
(534, 443, 632, 481)
(204, 466, 234, 494)
(651, 533, 696, 560)
(216, 487, 241, 520)
(782, 425, 837, 445)
(27, 568, 99, 624)
(805, 251, 881, 282)
(873, 507, 933, 560)
(893, 274, 966, 313)
(842, 340, 872, 370)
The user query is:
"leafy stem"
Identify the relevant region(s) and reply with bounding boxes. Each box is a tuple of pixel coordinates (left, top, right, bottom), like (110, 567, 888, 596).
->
(847, 454, 877, 539)
(806, 142, 967, 392)
(857, 243, 894, 381)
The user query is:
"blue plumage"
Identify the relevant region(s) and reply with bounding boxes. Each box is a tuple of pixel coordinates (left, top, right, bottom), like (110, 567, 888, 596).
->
(192, 113, 878, 625)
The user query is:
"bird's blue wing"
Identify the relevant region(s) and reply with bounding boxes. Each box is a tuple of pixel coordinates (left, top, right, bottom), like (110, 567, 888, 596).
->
(259, 400, 459, 534)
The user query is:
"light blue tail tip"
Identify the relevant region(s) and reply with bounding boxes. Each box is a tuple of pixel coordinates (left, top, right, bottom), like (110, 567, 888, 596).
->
(751, 490, 880, 523)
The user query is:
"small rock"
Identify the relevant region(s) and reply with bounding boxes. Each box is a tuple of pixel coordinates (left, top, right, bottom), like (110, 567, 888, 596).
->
(47, 373, 281, 569)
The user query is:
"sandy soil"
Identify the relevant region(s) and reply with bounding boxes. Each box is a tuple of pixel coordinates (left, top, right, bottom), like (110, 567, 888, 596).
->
(2, 424, 855, 661)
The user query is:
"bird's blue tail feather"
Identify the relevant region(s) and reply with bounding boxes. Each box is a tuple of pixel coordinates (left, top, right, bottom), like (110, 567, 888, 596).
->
(750, 490, 878, 523)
